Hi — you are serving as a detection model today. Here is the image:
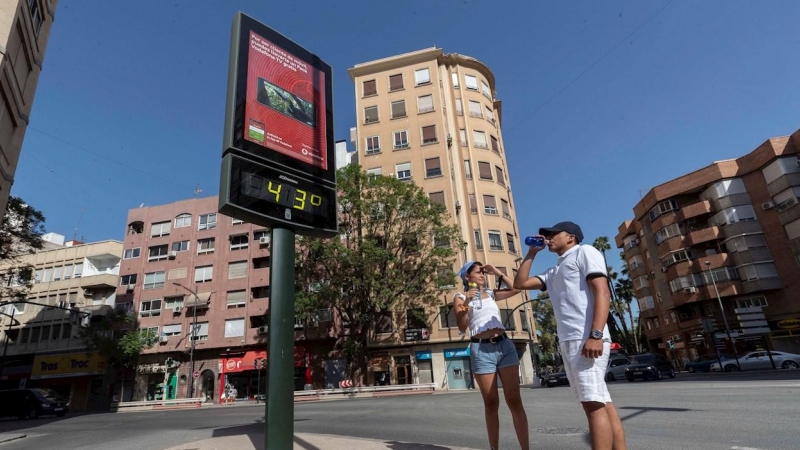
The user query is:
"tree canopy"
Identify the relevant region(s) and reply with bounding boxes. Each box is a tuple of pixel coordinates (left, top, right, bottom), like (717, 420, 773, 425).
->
(0, 196, 46, 302)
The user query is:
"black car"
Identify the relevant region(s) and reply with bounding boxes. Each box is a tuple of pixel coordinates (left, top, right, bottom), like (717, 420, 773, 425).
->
(0, 388, 69, 419)
(542, 366, 570, 388)
(625, 353, 676, 381)
(684, 354, 733, 373)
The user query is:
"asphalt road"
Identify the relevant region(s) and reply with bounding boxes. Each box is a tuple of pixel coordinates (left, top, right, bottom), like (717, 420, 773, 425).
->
(0, 370, 797, 450)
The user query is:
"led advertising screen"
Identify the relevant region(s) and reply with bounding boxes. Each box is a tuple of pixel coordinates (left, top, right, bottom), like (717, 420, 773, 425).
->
(244, 31, 328, 169)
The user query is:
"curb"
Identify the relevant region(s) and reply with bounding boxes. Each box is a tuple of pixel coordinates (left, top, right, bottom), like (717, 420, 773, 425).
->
(0, 434, 26, 444)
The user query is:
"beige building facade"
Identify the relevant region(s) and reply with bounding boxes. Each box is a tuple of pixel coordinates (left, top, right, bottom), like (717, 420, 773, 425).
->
(0, 0, 58, 216)
(616, 129, 800, 367)
(0, 234, 122, 412)
(348, 48, 536, 389)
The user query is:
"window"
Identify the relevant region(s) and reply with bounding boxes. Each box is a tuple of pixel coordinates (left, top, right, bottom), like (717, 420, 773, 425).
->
(252, 286, 270, 299)
(230, 235, 249, 250)
(143, 272, 165, 289)
(74, 263, 83, 279)
(417, 94, 434, 113)
(495, 166, 505, 186)
(473, 130, 487, 148)
(633, 275, 650, 290)
(648, 199, 678, 221)
(42, 268, 52, 282)
(121, 274, 137, 286)
(459, 128, 467, 146)
(228, 261, 247, 279)
(735, 296, 768, 309)
(172, 240, 190, 252)
(151, 221, 171, 237)
(224, 319, 245, 338)
(406, 308, 427, 329)
(364, 105, 378, 124)
(414, 68, 430, 85)
(463, 160, 472, 179)
(468, 100, 482, 118)
(436, 267, 455, 288)
(474, 230, 483, 250)
(429, 191, 445, 207)
(500, 309, 516, 330)
(391, 100, 406, 118)
(53, 266, 63, 281)
(661, 249, 693, 267)
(737, 262, 779, 281)
(486, 106, 495, 124)
(195, 265, 213, 283)
(190, 322, 209, 341)
(710, 205, 757, 227)
(227, 290, 247, 309)
(389, 74, 403, 91)
(363, 79, 376, 96)
(483, 195, 497, 214)
(488, 231, 503, 251)
(455, 98, 463, 115)
(175, 213, 192, 228)
(366, 167, 382, 178)
(148, 245, 169, 261)
(140, 299, 162, 317)
(506, 234, 517, 254)
(638, 296, 655, 310)
(123, 248, 141, 259)
(481, 81, 491, 98)
(491, 135, 500, 153)
(451, 72, 459, 87)
(197, 238, 215, 254)
(199, 213, 217, 230)
(655, 223, 683, 244)
(425, 157, 442, 177)
(165, 296, 184, 309)
(51, 324, 61, 341)
(468, 194, 477, 213)
(161, 324, 182, 337)
(421, 125, 437, 144)
(232, 218, 244, 225)
(375, 311, 393, 333)
(478, 162, 492, 180)
(501, 199, 511, 219)
(9, 23, 30, 94)
(396, 163, 412, 181)
(253, 229, 269, 241)
(439, 305, 458, 329)
(724, 233, 768, 253)
(465, 74, 478, 90)
(365, 136, 380, 154)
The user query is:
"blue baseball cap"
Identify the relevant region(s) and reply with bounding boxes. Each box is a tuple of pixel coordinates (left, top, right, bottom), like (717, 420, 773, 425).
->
(539, 221, 584, 243)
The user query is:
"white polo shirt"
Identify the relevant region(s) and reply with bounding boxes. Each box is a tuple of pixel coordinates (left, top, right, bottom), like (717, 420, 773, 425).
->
(536, 244, 611, 342)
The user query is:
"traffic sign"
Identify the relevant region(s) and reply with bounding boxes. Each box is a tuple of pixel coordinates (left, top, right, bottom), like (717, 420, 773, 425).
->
(192, 371, 200, 379)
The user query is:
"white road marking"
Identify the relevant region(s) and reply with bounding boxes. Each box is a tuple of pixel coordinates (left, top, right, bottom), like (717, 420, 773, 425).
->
(731, 446, 769, 450)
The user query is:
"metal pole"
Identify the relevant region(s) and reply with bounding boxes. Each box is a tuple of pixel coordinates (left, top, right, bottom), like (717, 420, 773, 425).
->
(173, 283, 201, 398)
(0, 308, 16, 382)
(266, 226, 296, 450)
(705, 262, 741, 370)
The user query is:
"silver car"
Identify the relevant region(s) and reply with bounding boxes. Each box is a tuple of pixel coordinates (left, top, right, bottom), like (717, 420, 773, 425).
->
(605, 356, 631, 382)
(710, 350, 800, 371)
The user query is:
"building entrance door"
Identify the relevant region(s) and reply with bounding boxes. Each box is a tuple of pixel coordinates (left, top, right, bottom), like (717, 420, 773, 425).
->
(394, 356, 410, 385)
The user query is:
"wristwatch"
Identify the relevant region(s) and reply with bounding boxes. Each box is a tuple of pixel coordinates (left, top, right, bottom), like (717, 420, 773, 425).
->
(590, 329, 603, 340)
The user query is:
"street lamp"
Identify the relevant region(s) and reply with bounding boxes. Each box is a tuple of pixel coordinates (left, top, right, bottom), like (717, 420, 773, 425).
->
(173, 282, 205, 398)
(703, 261, 741, 370)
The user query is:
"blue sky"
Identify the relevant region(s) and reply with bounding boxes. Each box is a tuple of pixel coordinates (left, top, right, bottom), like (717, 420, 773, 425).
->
(13, 0, 800, 277)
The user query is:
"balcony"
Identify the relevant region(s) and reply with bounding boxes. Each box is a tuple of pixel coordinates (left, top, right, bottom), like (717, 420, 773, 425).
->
(663, 260, 694, 278)
(671, 281, 740, 308)
(766, 172, 800, 197)
(639, 307, 658, 319)
(685, 226, 721, 246)
(657, 236, 686, 254)
(79, 273, 120, 289)
(680, 200, 711, 220)
(721, 220, 762, 238)
(731, 248, 774, 266)
(623, 239, 642, 257)
(741, 277, 783, 294)
(651, 210, 680, 231)
(628, 262, 648, 279)
(777, 199, 800, 225)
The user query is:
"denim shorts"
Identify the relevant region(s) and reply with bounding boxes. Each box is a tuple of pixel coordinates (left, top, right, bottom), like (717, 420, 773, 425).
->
(470, 338, 520, 374)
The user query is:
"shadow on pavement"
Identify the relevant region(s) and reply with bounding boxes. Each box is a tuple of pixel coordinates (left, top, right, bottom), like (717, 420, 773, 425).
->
(385, 443, 454, 449)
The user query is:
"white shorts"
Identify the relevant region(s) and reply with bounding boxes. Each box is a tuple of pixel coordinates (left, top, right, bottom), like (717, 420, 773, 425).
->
(559, 340, 612, 404)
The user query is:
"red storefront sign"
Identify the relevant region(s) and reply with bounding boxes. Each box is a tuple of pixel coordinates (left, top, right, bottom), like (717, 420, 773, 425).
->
(221, 346, 309, 374)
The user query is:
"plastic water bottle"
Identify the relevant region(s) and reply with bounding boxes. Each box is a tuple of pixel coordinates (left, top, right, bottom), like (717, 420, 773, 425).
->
(525, 236, 545, 247)
(468, 282, 482, 309)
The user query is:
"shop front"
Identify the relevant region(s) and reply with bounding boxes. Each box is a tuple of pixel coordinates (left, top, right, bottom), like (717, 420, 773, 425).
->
(136, 362, 171, 401)
(769, 317, 800, 354)
(30, 351, 108, 412)
(219, 346, 309, 402)
(415, 351, 433, 384)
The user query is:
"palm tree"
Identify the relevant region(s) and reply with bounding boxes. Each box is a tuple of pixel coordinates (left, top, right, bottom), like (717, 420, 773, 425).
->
(593, 236, 622, 341)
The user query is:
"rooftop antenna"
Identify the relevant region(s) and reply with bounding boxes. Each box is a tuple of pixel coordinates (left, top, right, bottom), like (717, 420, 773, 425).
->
(73, 209, 85, 241)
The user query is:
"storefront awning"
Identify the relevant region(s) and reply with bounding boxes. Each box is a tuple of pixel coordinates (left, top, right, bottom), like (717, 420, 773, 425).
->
(187, 292, 212, 309)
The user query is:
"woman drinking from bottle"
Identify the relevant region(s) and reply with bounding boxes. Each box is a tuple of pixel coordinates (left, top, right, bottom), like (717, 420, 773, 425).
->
(453, 261, 529, 450)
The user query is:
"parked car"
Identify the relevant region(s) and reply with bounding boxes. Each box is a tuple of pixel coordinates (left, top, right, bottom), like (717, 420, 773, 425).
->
(0, 388, 69, 419)
(685, 354, 733, 373)
(543, 366, 570, 388)
(605, 356, 631, 382)
(625, 353, 676, 381)
(710, 350, 800, 372)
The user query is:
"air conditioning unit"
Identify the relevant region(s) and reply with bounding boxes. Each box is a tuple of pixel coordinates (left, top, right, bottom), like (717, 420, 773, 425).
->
(761, 201, 775, 210)
(168, 251, 177, 259)
(660, 267, 669, 273)
(258, 325, 269, 335)
(683, 287, 697, 294)
(125, 284, 135, 291)
(259, 236, 271, 245)
(172, 306, 183, 313)
(159, 335, 168, 344)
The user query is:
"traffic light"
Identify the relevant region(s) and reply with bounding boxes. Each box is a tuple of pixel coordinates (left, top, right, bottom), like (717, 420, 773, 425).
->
(166, 357, 174, 368)
(667, 339, 674, 349)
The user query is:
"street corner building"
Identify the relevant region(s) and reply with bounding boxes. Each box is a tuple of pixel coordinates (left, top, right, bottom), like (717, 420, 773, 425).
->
(0, 234, 122, 412)
(616, 129, 800, 367)
(347, 48, 538, 389)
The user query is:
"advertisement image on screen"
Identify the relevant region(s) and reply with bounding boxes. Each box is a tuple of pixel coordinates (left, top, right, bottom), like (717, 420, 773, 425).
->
(245, 31, 327, 169)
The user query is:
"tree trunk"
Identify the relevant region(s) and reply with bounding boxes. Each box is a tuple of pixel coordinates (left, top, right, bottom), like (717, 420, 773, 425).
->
(626, 302, 640, 353)
(119, 365, 125, 403)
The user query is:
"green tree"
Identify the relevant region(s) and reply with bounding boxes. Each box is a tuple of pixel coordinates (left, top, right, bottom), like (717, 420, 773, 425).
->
(530, 292, 559, 367)
(80, 310, 158, 402)
(295, 165, 463, 384)
(0, 197, 46, 302)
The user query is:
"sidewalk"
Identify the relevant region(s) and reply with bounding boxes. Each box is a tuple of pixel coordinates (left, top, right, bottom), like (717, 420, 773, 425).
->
(165, 433, 479, 450)
(0, 433, 26, 444)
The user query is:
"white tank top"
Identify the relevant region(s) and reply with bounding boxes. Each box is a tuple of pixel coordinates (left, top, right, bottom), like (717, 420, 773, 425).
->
(456, 289, 505, 336)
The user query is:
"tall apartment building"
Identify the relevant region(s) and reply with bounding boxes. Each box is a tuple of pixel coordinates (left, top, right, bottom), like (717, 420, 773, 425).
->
(120, 197, 338, 402)
(0, 0, 58, 216)
(348, 48, 536, 388)
(615, 129, 800, 366)
(0, 233, 122, 412)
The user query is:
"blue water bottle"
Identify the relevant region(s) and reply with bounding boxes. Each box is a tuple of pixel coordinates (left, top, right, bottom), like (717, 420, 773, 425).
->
(525, 236, 545, 247)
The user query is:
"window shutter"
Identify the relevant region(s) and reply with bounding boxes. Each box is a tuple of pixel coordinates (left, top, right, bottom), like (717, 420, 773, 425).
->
(228, 261, 247, 279)
(363, 79, 376, 96)
(389, 74, 403, 91)
(483, 195, 497, 209)
(429, 191, 445, 206)
(421, 125, 436, 143)
(478, 162, 492, 179)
